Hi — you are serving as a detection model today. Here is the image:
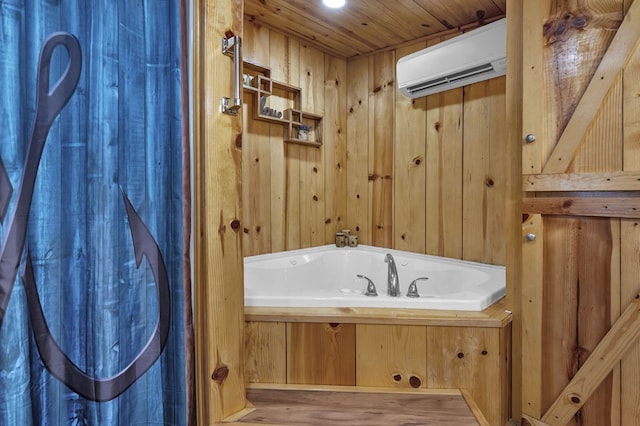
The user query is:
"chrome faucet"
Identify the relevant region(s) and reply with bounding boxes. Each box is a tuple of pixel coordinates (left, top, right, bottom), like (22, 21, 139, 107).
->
(384, 253, 400, 297)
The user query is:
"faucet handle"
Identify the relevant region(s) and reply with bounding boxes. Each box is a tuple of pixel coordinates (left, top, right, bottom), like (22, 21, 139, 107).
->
(407, 277, 429, 298)
(357, 274, 378, 297)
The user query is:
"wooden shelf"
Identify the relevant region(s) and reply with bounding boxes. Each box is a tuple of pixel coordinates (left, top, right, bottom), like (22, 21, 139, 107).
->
(242, 60, 323, 146)
(284, 109, 322, 146)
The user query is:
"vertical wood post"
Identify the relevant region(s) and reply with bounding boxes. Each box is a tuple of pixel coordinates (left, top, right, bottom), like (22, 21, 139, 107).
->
(193, 0, 246, 423)
(505, 0, 524, 421)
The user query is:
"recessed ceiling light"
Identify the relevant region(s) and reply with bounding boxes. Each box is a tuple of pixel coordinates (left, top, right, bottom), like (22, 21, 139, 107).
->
(323, 0, 346, 8)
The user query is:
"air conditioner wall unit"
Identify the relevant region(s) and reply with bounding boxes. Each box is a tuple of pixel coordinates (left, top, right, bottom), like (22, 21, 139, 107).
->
(397, 18, 506, 98)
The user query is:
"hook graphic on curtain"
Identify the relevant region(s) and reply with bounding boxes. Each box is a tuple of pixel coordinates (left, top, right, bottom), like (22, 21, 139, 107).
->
(0, 32, 171, 402)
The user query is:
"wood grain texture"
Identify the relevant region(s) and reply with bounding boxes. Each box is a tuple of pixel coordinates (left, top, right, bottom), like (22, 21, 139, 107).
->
(621, 11, 640, 423)
(369, 51, 395, 248)
(268, 31, 288, 253)
(346, 57, 370, 244)
(323, 55, 348, 244)
(505, 1, 524, 421)
(394, 41, 427, 254)
(246, 18, 508, 266)
(522, 0, 549, 176)
(243, 21, 272, 257)
(355, 324, 427, 388)
(245, 299, 512, 328)
(425, 36, 464, 259)
(543, 1, 636, 173)
(245, 322, 286, 384)
(245, 316, 511, 423)
(233, 387, 481, 425)
(542, 295, 640, 425)
(287, 323, 356, 385)
(283, 37, 302, 251)
(569, 73, 623, 173)
(523, 171, 640, 191)
(243, 21, 345, 252)
(541, 216, 614, 424)
(345, 32, 506, 264)
(522, 196, 640, 218)
(462, 76, 507, 264)
(519, 3, 640, 424)
(192, 0, 246, 422)
(521, 214, 544, 419)
(426, 325, 507, 426)
(300, 45, 325, 249)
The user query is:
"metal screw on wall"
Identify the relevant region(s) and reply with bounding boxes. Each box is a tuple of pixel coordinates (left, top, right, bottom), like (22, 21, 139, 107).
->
(524, 134, 536, 143)
(525, 233, 536, 241)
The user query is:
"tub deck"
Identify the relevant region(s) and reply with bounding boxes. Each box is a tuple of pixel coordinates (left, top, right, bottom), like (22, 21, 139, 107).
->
(224, 384, 487, 425)
(246, 298, 511, 327)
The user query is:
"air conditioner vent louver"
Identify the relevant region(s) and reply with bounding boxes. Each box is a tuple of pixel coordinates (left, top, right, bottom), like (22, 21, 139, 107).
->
(397, 18, 506, 98)
(406, 63, 495, 95)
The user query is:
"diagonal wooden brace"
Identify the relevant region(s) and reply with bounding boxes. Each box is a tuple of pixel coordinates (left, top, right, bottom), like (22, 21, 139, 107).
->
(537, 294, 640, 425)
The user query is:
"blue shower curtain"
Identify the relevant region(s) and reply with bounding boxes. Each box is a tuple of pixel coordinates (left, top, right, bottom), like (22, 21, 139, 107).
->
(0, 1, 191, 424)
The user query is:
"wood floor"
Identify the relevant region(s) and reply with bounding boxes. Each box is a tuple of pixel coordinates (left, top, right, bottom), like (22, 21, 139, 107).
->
(224, 385, 484, 425)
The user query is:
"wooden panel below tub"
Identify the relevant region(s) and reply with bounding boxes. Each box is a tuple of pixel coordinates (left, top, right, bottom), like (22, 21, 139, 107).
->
(245, 305, 512, 424)
(287, 322, 356, 385)
(427, 325, 511, 426)
(245, 322, 286, 384)
(355, 324, 427, 389)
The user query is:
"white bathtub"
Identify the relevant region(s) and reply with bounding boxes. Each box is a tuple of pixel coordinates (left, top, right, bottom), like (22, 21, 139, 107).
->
(244, 245, 506, 311)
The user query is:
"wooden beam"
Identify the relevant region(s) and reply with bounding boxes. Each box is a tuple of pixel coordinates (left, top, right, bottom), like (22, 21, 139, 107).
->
(542, 0, 640, 174)
(522, 197, 640, 218)
(523, 171, 640, 192)
(506, 0, 524, 421)
(541, 295, 640, 425)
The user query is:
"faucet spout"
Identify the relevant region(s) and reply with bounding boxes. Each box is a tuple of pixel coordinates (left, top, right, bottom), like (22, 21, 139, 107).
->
(384, 253, 400, 297)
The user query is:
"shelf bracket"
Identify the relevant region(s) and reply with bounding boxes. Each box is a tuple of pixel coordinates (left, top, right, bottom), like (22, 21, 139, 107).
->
(221, 35, 242, 115)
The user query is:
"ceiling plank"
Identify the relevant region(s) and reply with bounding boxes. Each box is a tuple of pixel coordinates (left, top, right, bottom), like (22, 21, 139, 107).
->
(411, 0, 505, 28)
(244, 0, 506, 58)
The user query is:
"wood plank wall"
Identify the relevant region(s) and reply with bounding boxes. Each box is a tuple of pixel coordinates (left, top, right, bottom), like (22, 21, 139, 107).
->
(242, 19, 347, 256)
(243, 18, 507, 267)
(347, 37, 506, 263)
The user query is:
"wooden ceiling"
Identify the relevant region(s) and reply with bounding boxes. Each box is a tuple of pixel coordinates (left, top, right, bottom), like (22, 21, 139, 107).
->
(244, 0, 507, 59)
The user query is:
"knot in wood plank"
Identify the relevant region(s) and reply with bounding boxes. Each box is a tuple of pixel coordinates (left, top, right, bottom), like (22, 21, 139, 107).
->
(212, 365, 229, 385)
